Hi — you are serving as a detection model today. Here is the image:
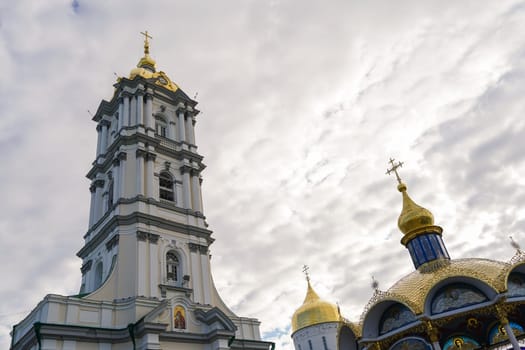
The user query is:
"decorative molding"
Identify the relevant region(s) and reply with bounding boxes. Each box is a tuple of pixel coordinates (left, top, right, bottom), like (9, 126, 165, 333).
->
(146, 152, 157, 161)
(105, 234, 119, 251)
(93, 179, 105, 188)
(148, 233, 160, 244)
(159, 284, 192, 298)
(80, 260, 92, 274)
(117, 151, 127, 161)
(136, 149, 147, 158)
(189, 243, 208, 255)
(137, 231, 148, 241)
(136, 231, 160, 244)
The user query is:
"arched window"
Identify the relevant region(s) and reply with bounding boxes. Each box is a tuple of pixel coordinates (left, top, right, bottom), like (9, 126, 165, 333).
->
(159, 172, 175, 201)
(431, 283, 487, 315)
(166, 251, 179, 283)
(156, 117, 168, 138)
(379, 304, 417, 334)
(94, 261, 103, 289)
(508, 272, 525, 297)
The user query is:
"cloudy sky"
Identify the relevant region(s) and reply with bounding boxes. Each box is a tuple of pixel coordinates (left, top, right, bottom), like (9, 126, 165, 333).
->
(2, 0, 525, 349)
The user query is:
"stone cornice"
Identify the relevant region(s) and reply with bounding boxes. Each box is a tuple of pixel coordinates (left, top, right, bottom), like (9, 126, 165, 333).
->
(79, 211, 213, 258)
(86, 132, 205, 180)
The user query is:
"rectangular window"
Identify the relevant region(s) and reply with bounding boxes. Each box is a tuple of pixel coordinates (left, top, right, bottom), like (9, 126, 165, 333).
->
(322, 336, 328, 350)
(308, 340, 313, 350)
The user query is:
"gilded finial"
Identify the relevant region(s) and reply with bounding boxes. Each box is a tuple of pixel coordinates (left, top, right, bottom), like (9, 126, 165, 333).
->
(302, 264, 310, 282)
(140, 30, 153, 55)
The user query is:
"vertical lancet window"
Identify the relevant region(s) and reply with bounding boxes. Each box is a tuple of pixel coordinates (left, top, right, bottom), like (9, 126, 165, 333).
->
(166, 251, 179, 283)
(159, 172, 175, 201)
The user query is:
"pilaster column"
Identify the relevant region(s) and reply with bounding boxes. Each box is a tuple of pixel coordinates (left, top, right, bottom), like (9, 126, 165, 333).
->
(136, 231, 147, 296)
(130, 96, 136, 126)
(149, 234, 159, 297)
(190, 118, 197, 145)
(93, 179, 105, 223)
(189, 244, 202, 303)
(137, 93, 144, 126)
(100, 122, 109, 153)
(117, 98, 124, 131)
(168, 121, 176, 140)
(112, 160, 120, 204)
(117, 152, 127, 199)
(136, 150, 146, 196)
(191, 171, 202, 213)
(96, 125, 102, 157)
(89, 184, 96, 227)
(123, 95, 130, 127)
(146, 152, 156, 198)
(185, 114, 193, 144)
(181, 166, 192, 209)
(424, 319, 442, 350)
(145, 94, 153, 131)
(200, 248, 211, 304)
(177, 110, 186, 142)
(496, 303, 520, 350)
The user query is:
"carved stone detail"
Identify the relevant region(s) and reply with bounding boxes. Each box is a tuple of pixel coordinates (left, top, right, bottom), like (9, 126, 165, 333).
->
(137, 231, 148, 241)
(106, 234, 120, 251)
(81, 260, 92, 275)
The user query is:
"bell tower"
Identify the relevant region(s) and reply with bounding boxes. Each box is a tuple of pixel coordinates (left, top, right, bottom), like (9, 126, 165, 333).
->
(11, 33, 272, 350)
(78, 31, 212, 302)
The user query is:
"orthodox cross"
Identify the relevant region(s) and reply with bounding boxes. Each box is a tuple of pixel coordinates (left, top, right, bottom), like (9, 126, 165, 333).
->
(140, 30, 153, 54)
(386, 158, 404, 184)
(302, 264, 310, 282)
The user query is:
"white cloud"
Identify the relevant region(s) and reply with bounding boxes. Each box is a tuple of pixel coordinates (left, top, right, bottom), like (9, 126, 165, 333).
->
(2, 1, 525, 349)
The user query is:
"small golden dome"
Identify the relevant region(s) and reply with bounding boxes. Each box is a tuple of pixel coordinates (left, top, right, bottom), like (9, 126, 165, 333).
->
(291, 280, 341, 334)
(397, 182, 434, 235)
(138, 54, 156, 70)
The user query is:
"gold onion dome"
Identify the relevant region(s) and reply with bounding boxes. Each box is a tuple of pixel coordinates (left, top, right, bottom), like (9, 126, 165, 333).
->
(128, 31, 179, 92)
(397, 182, 434, 235)
(291, 279, 341, 333)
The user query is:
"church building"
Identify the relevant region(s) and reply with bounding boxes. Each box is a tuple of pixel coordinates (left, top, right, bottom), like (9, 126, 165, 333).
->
(291, 160, 525, 350)
(10, 33, 273, 350)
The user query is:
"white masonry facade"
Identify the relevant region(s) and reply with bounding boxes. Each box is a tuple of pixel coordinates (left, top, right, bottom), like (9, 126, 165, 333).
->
(11, 42, 273, 350)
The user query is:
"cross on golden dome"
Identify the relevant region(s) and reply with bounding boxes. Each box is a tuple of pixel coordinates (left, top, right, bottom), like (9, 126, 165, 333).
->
(140, 30, 153, 55)
(302, 264, 310, 282)
(386, 158, 404, 184)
